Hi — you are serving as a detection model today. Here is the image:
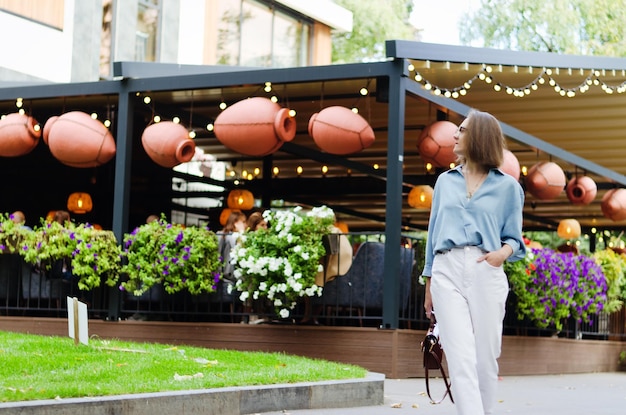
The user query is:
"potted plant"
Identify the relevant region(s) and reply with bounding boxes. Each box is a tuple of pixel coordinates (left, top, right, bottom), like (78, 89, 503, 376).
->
(592, 248, 626, 313)
(230, 205, 335, 319)
(120, 216, 221, 296)
(505, 248, 608, 332)
(0, 212, 32, 254)
(20, 219, 121, 291)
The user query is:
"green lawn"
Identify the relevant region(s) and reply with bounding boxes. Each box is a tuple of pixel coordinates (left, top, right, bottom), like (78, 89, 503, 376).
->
(0, 330, 367, 403)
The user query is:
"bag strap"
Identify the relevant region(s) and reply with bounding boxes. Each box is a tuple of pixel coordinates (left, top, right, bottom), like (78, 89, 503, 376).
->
(423, 314, 454, 404)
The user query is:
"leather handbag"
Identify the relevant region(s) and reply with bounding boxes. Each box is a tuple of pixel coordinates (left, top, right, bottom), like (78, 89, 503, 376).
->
(421, 314, 454, 404)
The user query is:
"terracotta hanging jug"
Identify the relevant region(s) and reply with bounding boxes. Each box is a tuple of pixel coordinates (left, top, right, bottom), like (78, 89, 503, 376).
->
(566, 176, 597, 205)
(601, 188, 626, 221)
(0, 113, 41, 157)
(213, 97, 296, 156)
(141, 121, 196, 168)
(308, 106, 375, 155)
(44, 111, 116, 167)
(524, 161, 566, 200)
(500, 149, 521, 180)
(417, 121, 457, 168)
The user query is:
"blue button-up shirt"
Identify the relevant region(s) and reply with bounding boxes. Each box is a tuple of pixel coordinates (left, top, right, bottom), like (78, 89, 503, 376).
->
(421, 165, 526, 277)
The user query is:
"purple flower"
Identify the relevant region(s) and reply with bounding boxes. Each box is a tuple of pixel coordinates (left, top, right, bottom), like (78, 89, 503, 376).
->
(175, 231, 184, 244)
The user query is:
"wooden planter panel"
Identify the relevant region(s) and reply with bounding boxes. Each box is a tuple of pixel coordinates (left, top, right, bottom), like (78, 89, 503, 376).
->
(0, 317, 622, 378)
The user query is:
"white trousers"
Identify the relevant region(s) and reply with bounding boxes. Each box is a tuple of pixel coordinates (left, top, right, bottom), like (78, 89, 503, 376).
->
(431, 246, 509, 415)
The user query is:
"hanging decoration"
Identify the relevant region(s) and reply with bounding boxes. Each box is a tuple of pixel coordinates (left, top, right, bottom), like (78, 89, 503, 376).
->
(566, 176, 597, 205)
(0, 113, 41, 157)
(141, 121, 196, 168)
(226, 189, 254, 210)
(557, 218, 581, 239)
(308, 106, 375, 155)
(408, 62, 626, 99)
(601, 188, 626, 221)
(43, 111, 116, 167)
(67, 192, 93, 214)
(417, 121, 457, 168)
(524, 161, 566, 200)
(499, 149, 521, 180)
(213, 97, 296, 156)
(407, 185, 434, 209)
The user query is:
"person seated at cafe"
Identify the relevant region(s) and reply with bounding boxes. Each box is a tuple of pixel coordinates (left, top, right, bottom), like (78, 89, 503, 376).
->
(10, 210, 31, 230)
(246, 211, 267, 232)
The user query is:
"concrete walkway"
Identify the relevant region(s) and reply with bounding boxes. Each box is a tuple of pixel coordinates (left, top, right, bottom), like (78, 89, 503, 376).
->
(254, 372, 626, 415)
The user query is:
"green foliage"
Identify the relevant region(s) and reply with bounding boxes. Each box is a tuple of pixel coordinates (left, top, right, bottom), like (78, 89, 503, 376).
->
(19, 219, 121, 291)
(0, 212, 31, 254)
(593, 249, 626, 312)
(331, 0, 416, 63)
(231, 206, 335, 318)
(0, 331, 367, 403)
(461, 0, 626, 56)
(71, 227, 122, 290)
(120, 217, 220, 296)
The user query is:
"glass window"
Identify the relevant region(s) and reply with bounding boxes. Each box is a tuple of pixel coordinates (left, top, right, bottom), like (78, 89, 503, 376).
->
(216, 0, 241, 65)
(240, 0, 272, 66)
(214, 0, 311, 68)
(136, 0, 159, 62)
(273, 12, 302, 67)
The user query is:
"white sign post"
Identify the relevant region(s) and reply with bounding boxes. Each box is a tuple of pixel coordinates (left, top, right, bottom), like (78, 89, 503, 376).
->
(67, 296, 89, 345)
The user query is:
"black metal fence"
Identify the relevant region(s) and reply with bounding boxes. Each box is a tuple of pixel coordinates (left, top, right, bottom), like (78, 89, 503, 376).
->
(1, 236, 624, 341)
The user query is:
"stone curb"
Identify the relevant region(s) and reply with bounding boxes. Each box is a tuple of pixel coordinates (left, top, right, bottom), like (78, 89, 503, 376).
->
(0, 372, 384, 415)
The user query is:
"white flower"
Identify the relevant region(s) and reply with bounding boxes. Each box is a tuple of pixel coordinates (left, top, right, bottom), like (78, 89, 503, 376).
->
(274, 299, 283, 306)
(259, 281, 267, 291)
(239, 291, 249, 302)
(279, 308, 290, 318)
(300, 251, 309, 260)
(304, 285, 319, 296)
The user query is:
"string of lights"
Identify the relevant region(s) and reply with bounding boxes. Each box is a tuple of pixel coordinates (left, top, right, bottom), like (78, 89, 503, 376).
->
(407, 63, 626, 98)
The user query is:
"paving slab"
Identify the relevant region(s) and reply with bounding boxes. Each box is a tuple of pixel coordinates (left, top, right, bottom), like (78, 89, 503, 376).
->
(254, 372, 626, 415)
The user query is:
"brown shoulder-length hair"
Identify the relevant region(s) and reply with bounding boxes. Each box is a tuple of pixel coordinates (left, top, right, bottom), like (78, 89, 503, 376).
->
(246, 211, 265, 231)
(223, 210, 246, 233)
(457, 109, 505, 169)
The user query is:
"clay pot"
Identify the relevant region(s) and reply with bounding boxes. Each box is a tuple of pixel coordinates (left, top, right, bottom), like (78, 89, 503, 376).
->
(417, 121, 457, 168)
(500, 149, 521, 180)
(141, 121, 196, 168)
(601, 188, 626, 221)
(308, 106, 375, 155)
(43, 111, 116, 167)
(566, 176, 597, 205)
(524, 161, 566, 200)
(214, 97, 296, 156)
(0, 113, 41, 157)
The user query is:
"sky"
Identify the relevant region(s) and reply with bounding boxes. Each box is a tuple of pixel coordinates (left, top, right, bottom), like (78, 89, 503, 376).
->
(410, 0, 481, 45)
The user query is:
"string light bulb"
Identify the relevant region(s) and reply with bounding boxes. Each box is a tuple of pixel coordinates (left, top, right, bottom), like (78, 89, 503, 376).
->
(409, 64, 626, 99)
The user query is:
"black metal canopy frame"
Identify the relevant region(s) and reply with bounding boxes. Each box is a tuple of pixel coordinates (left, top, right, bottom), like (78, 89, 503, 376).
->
(1, 40, 625, 327)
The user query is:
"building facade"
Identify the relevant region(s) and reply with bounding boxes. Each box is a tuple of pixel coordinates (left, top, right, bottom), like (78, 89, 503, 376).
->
(0, 0, 352, 83)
